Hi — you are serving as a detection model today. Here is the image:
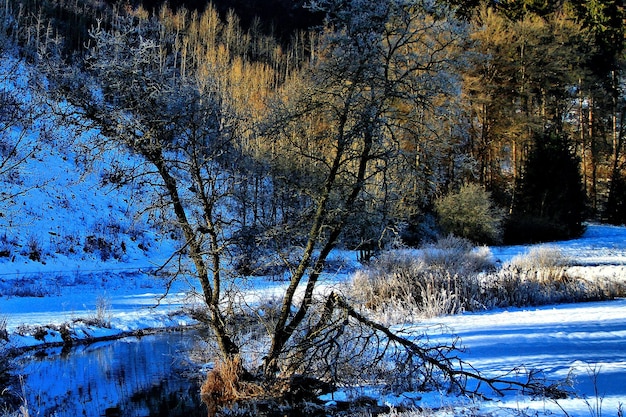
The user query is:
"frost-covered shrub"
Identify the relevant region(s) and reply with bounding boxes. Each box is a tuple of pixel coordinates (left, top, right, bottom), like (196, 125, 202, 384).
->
(349, 252, 417, 313)
(84, 235, 114, 260)
(435, 183, 505, 244)
(480, 267, 548, 307)
(481, 245, 626, 307)
(483, 265, 591, 307)
(349, 237, 495, 319)
(509, 245, 570, 283)
(93, 295, 111, 328)
(0, 233, 17, 259)
(51, 234, 80, 256)
(412, 271, 475, 318)
(83, 220, 128, 261)
(21, 235, 44, 262)
(421, 235, 496, 276)
(349, 238, 624, 319)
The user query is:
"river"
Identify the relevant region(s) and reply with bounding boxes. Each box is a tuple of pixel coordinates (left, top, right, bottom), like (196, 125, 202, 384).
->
(13, 330, 207, 417)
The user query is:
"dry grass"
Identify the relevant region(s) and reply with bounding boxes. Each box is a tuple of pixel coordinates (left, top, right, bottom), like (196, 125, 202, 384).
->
(509, 245, 570, 283)
(348, 237, 494, 320)
(201, 356, 264, 406)
(200, 355, 337, 415)
(349, 240, 626, 321)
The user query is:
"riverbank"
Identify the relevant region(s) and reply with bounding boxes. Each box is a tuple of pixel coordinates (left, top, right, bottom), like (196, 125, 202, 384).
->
(3, 224, 626, 416)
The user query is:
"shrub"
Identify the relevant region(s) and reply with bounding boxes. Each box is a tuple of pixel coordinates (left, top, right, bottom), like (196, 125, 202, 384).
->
(349, 237, 496, 319)
(83, 234, 124, 261)
(509, 245, 570, 283)
(349, 240, 625, 319)
(0, 234, 14, 258)
(51, 234, 80, 256)
(481, 267, 551, 307)
(421, 235, 496, 276)
(349, 253, 421, 315)
(84, 295, 112, 328)
(434, 183, 504, 245)
(22, 236, 44, 262)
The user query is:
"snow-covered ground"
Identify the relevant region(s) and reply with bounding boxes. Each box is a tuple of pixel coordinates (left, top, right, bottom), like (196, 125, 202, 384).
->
(2, 224, 625, 417)
(375, 298, 626, 416)
(2, 52, 626, 416)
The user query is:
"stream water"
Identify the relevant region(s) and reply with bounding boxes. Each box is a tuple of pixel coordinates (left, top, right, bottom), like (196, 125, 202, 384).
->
(14, 331, 207, 417)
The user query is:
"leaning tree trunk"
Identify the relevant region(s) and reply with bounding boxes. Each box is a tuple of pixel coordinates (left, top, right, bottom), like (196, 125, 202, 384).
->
(148, 147, 240, 358)
(263, 108, 375, 377)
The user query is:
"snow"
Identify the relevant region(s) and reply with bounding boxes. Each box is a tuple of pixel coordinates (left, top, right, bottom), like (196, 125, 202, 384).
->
(2, 225, 625, 417)
(2, 52, 626, 416)
(491, 223, 626, 266)
(409, 300, 626, 416)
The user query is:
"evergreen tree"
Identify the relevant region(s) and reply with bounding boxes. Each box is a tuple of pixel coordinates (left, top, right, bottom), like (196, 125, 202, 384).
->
(605, 171, 626, 225)
(505, 131, 587, 243)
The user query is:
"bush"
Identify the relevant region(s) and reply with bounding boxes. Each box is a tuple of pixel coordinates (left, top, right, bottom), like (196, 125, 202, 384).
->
(509, 245, 570, 283)
(434, 183, 504, 245)
(349, 236, 496, 319)
(421, 235, 496, 275)
(349, 241, 625, 319)
(0, 237, 13, 259)
(350, 260, 482, 319)
(86, 295, 112, 328)
(22, 236, 44, 262)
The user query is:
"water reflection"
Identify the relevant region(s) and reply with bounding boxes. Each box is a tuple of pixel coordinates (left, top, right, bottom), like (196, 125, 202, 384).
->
(16, 331, 206, 417)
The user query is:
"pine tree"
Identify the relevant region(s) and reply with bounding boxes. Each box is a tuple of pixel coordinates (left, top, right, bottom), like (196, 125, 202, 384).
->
(505, 131, 587, 243)
(605, 171, 626, 225)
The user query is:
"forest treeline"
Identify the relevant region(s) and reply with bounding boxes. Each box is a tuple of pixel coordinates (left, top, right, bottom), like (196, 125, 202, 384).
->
(2, 0, 626, 406)
(1, 0, 625, 250)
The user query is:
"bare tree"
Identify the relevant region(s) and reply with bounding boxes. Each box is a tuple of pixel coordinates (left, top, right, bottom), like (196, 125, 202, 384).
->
(51, 14, 247, 357)
(71, 0, 469, 379)
(41, 3, 553, 411)
(0, 56, 42, 217)
(261, 0, 468, 376)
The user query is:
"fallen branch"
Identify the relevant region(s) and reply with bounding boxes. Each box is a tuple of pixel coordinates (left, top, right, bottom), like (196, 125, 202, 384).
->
(328, 291, 563, 399)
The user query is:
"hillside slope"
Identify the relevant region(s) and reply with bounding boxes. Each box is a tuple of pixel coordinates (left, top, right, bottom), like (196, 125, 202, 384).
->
(1, 53, 177, 281)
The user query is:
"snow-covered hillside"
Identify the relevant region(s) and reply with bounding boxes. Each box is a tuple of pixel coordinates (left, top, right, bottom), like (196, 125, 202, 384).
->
(1, 53, 178, 280)
(1, 52, 189, 344)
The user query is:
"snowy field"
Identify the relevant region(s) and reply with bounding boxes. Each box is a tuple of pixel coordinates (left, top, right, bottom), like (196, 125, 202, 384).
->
(1, 224, 625, 416)
(370, 298, 626, 416)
